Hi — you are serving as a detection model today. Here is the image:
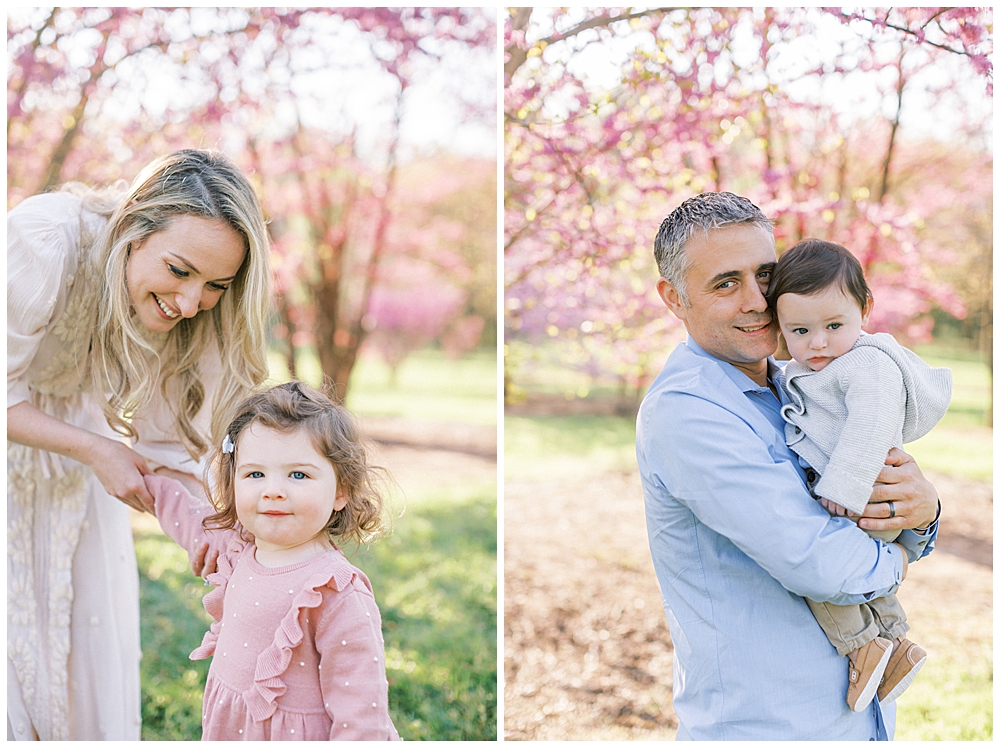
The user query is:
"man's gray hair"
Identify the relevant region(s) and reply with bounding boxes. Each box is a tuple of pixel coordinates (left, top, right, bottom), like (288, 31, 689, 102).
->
(653, 191, 772, 305)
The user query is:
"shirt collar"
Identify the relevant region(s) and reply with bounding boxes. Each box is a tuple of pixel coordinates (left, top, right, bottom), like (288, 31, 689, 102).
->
(684, 335, 780, 395)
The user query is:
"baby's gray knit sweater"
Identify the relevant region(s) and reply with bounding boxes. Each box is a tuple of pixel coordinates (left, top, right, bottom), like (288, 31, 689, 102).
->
(776, 331, 952, 515)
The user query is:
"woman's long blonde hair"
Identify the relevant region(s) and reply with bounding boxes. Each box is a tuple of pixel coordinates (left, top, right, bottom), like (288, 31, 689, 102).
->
(75, 149, 271, 460)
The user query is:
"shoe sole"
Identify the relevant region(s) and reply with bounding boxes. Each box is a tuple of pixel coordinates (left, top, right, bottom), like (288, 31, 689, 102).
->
(850, 642, 894, 712)
(879, 654, 927, 704)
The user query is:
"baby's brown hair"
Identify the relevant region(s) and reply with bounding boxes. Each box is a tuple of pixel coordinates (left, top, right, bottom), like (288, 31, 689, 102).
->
(766, 239, 873, 313)
(203, 381, 390, 547)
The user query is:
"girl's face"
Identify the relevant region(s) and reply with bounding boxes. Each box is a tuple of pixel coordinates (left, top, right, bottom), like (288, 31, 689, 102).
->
(776, 285, 871, 372)
(233, 423, 347, 561)
(126, 215, 245, 333)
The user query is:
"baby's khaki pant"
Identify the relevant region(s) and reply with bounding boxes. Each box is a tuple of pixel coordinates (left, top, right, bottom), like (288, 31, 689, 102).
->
(807, 594, 909, 657)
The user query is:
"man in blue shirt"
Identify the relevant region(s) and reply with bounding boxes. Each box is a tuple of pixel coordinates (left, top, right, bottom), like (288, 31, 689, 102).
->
(635, 192, 940, 740)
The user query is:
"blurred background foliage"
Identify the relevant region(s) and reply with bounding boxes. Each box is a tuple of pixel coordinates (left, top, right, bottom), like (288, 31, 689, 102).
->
(503, 7, 992, 419)
(8, 7, 498, 740)
(8, 6, 497, 395)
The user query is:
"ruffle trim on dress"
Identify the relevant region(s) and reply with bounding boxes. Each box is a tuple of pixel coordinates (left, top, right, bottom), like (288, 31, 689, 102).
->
(190, 532, 251, 661)
(243, 556, 363, 724)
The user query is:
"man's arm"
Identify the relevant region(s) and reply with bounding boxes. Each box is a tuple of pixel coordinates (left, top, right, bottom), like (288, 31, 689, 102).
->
(858, 447, 940, 561)
(639, 389, 911, 605)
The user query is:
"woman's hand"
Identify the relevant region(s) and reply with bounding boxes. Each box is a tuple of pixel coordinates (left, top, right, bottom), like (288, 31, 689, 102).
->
(86, 437, 156, 514)
(858, 448, 940, 533)
(8, 401, 156, 512)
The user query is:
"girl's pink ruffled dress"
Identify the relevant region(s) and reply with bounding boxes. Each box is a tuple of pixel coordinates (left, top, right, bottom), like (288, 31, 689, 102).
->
(146, 474, 401, 741)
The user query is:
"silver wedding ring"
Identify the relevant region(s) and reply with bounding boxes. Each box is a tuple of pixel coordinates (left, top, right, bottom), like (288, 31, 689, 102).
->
(887, 500, 896, 519)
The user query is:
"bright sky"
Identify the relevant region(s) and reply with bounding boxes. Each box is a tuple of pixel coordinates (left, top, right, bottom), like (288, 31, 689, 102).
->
(10, 8, 497, 166)
(529, 8, 991, 146)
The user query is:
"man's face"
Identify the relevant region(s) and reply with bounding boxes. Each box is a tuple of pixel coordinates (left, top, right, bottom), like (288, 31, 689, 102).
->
(657, 224, 778, 384)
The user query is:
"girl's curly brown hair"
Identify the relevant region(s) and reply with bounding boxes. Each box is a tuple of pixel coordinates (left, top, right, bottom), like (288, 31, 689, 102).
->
(203, 381, 391, 548)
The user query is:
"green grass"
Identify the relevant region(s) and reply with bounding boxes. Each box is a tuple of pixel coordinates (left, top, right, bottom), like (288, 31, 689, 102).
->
(895, 648, 993, 740)
(352, 491, 497, 740)
(271, 348, 498, 426)
(134, 515, 214, 740)
(906, 345, 993, 480)
(504, 414, 637, 481)
(136, 346, 497, 740)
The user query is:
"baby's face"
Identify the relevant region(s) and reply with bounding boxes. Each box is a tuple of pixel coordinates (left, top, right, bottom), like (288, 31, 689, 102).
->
(775, 285, 870, 371)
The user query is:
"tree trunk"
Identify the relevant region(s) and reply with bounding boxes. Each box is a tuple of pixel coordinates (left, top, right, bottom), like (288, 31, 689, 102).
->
(8, 9, 57, 139)
(319, 92, 404, 398)
(504, 8, 534, 81)
(877, 47, 907, 204)
(40, 33, 112, 191)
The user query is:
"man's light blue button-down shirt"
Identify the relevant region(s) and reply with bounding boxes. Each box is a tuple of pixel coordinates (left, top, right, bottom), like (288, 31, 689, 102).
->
(636, 338, 937, 740)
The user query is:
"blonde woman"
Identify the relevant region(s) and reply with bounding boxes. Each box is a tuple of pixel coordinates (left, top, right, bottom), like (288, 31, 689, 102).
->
(7, 150, 271, 740)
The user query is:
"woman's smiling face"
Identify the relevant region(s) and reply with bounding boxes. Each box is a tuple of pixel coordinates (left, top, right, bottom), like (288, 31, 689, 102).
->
(125, 214, 246, 333)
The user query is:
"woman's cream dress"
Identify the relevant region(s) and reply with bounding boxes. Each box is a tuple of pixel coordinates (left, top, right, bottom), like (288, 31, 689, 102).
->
(7, 192, 221, 740)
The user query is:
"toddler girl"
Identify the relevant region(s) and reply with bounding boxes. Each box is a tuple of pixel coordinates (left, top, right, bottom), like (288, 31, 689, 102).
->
(145, 381, 400, 740)
(766, 239, 951, 714)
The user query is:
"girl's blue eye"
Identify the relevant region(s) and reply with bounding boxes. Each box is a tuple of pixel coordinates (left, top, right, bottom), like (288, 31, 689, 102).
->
(291, 471, 307, 480)
(248, 470, 264, 479)
(828, 323, 842, 330)
(791, 328, 808, 335)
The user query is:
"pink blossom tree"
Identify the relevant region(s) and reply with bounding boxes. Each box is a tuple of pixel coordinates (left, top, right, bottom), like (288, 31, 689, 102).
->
(504, 7, 991, 409)
(8, 7, 497, 396)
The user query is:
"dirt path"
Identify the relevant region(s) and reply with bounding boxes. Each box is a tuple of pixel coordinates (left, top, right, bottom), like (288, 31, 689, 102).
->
(503, 468, 992, 740)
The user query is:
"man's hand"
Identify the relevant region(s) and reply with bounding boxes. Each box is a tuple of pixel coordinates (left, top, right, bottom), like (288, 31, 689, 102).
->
(858, 447, 940, 533)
